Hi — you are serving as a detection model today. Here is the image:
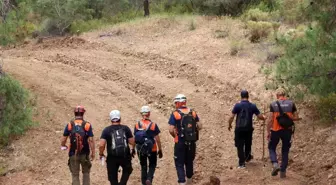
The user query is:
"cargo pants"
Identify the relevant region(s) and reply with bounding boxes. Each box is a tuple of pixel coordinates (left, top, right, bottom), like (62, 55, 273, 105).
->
(68, 154, 92, 185)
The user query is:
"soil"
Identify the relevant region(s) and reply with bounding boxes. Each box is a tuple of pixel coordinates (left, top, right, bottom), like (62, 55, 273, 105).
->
(0, 16, 335, 185)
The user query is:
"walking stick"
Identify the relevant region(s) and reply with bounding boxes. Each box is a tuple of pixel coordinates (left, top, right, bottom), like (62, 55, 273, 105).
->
(262, 104, 266, 161)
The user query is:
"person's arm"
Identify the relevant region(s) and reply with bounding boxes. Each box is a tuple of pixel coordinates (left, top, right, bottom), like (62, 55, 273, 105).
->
(61, 124, 70, 149)
(155, 135, 162, 151)
(87, 124, 95, 160)
(99, 139, 106, 158)
(169, 125, 177, 138)
(168, 114, 177, 138)
(125, 126, 135, 157)
(228, 113, 235, 131)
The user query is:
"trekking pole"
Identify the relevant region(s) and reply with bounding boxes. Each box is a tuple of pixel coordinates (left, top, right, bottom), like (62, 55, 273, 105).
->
(262, 104, 266, 161)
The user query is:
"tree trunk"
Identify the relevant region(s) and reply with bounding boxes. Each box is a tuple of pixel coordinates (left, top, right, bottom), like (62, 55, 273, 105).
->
(144, 0, 149, 17)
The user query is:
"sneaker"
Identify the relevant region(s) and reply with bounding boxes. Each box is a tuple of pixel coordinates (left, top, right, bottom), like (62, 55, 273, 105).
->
(186, 178, 192, 185)
(271, 166, 281, 176)
(280, 171, 286, 178)
(145, 180, 152, 185)
(246, 154, 254, 163)
(238, 164, 246, 169)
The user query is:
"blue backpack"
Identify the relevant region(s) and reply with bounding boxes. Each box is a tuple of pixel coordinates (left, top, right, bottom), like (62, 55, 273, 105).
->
(135, 121, 154, 156)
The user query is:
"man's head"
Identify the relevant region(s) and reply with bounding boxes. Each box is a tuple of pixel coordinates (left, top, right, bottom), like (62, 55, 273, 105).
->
(140, 105, 150, 119)
(241, 90, 249, 100)
(109, 110, 121, 124)
(276, 88, 286, 99)
(74, 105, 85, 119)
(174, 94, 187, 108)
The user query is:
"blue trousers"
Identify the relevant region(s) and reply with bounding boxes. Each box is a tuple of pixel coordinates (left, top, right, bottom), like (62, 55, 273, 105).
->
(174, 142, 196, 183)
(268, 130, 292, 172)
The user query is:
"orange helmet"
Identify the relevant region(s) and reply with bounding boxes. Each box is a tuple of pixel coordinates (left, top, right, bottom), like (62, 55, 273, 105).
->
(74, 105, 86, 113)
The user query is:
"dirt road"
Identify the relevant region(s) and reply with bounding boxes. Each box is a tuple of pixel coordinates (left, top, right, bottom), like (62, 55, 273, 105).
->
(0, 16, 309, 185)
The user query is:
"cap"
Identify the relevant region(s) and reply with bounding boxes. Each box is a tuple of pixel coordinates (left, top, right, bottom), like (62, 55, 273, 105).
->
(109, 110, 121, 121)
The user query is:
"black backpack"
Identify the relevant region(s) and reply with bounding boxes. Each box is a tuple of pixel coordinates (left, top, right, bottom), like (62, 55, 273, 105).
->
(110, 128, 128, 157)
(178, 109, 198, 142)
(135, 121, 154, 156)
(69, 120, 87, 155)
(236, 106, 250, 130)
(276, 101, 294, 129)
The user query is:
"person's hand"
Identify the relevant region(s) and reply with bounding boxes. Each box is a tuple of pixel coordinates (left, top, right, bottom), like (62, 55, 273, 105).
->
(90, 152, 95, 161)
(61, 146, 68, 151)
(228, 124, 232, 131)
(267, 133, 271, 142)
(99, 154, 105, 160)
(158, 150, 163, 159)
(131, 149, 136, 158)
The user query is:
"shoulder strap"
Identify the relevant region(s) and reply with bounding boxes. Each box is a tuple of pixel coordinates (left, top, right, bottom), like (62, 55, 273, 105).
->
(276, 101, 284, 114)
(69, 120, 75, 132)
(146, 121, 153, 131)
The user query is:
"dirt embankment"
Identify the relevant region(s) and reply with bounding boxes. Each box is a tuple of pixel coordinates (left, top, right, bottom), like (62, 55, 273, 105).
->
(0, 16, 335, 185)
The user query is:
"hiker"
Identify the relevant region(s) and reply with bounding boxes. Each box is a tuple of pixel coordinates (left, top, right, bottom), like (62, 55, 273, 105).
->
(267, 88, 301, 178)
(134, 106, 163, 185)
(61, 105, 95, 185)
(99, 110, 135, 185)
(168, 94, 202, 185)
(228, 90, 265, 168)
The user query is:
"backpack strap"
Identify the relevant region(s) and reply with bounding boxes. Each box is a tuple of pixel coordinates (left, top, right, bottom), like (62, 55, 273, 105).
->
(276, 101, 284, 114)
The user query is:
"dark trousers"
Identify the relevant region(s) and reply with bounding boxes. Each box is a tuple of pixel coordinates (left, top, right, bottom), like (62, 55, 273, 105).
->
(235, 130, 253, 166)
(174, 142, 196, 183)
(106, 156, 133, 185)
(139, 152, 157, 185)
(268, 130, 292, 172)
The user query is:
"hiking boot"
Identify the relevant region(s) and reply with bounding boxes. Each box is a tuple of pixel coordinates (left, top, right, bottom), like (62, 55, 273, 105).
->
(271, 165, 281, 176)
(280, 171, 286, 178)
(186, 178, 192, 185)
(246, 154, 254, 163)
(237, 164, 246, 169)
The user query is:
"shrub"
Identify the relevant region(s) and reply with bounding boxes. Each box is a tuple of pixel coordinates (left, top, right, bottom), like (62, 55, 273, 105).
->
(247, 20, 274, 42)
(243, 8, 270, 21)
(229, 40, 244, 56)
(0, 74, 35, 145)
(317, 93, 336, 123)
(189, 19, 196, 30)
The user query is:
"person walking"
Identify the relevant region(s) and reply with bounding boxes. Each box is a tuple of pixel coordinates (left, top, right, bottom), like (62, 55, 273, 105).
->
(61, 105, 95, 185)
(267, 88, 301, 178)
(228, 90, 265, 168)
(168, 94, 202, 185)
(134, 106, 163, 185)
(99, 110, 136, 185)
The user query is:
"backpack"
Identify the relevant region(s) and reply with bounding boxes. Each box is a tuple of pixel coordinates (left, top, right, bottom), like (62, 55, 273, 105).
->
(178, 109, 198, 142)
(236, 106, 250, 130)
(68, 120, 88, 155)
(135, 121, 154, 156)
(276, 101, 294, 129)
(109, 128, 128, 157)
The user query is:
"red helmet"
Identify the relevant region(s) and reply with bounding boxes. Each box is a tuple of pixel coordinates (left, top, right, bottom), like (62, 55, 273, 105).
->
(74, 105, 86, 113)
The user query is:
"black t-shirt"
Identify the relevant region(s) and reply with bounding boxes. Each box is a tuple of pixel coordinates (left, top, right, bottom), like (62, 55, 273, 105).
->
(100, 124, 133, 157)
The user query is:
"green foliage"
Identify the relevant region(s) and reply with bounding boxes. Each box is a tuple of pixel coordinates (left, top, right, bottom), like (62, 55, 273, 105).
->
(317, 93, 336, 123)
(275, 27, 336, 96)
(0, 74, 35, 145)
(247, 20, 276, 42)
(0, 1, 36, 45)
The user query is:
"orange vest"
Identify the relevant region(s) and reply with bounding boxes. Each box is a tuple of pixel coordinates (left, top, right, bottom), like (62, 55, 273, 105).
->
(172, 108, 197, 143)
(271, 98, 295, 131)
(135, 119, 157, 152)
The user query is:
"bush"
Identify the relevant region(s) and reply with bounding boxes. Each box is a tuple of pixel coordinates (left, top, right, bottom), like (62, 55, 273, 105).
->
(243, 8, 270, 21)
(229, 40, 244, 55)
(317, 93, 336, 123)
(247, 20, 274, 42)
(0, 74, 34, 145)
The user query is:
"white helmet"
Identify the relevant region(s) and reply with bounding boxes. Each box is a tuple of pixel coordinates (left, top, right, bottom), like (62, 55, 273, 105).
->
(109, 110, 121, 121)
(140, 106, 150, 113)
(174, 94, 187, 103)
